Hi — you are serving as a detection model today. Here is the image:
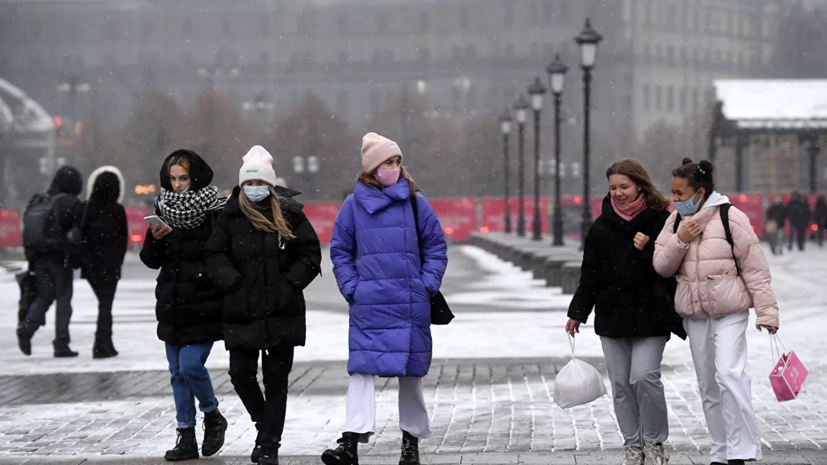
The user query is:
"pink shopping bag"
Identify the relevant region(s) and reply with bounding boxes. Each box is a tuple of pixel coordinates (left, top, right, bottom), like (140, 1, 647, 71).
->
(769, 335, 808, 402)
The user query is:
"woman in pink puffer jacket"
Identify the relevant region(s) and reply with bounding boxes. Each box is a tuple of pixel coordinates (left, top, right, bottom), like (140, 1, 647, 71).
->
(653, 158, 779, 465)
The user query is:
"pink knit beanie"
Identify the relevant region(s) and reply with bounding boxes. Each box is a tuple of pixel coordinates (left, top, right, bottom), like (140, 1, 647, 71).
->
(361, 132, 403, 174)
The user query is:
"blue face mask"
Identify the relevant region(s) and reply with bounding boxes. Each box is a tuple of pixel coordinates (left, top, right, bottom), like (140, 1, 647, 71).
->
(674, 190, 704, 216)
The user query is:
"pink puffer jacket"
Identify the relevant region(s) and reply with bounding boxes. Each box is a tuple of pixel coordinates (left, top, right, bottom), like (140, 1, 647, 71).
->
(653, 204, 779, 328)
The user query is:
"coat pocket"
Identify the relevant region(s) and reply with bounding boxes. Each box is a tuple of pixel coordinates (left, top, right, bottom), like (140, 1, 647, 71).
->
(706, 274, 751, 316)
(673, 275, 693, 318)
(223, 284, 248, 323)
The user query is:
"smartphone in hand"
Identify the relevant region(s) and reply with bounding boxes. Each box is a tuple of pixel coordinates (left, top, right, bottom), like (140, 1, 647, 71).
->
(144, 215, 171, 231)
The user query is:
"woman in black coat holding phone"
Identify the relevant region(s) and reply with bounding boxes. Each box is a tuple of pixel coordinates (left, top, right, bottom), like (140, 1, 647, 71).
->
(81, 166, 128, 359)
(140, 149, 228, 462)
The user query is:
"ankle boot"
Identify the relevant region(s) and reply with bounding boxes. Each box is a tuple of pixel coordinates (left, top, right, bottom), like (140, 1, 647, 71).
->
(164, 427, 199, 461)
(92, 337, 119, 359)
(399, 431, 420, 465)
(321, 432, 359, 465)
(16, 321, 32, 356)
(53, 341, 78, 358)
(201, 409, 227, 457)
(258, 436, 281, 465)
(251, 426, 265, 463)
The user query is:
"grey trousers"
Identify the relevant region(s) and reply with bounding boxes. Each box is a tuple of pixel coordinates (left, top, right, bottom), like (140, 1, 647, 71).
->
(600, 336, 669, 447)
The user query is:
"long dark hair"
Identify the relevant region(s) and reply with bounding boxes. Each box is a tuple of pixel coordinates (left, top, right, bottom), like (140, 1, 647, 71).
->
(605, 159, 670, 210)
(672, 158, 715, 198)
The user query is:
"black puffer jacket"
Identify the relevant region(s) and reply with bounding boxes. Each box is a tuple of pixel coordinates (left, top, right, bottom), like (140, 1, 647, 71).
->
(81, 167, 128, 283)
(140, 151, 224, 346)
(568, 196, 685, 339)
(206, 186, 322, 350)
(26, 166, 85, 263)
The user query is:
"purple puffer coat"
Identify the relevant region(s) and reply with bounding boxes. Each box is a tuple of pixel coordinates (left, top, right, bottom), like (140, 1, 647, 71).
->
(330, 178, 448, 377)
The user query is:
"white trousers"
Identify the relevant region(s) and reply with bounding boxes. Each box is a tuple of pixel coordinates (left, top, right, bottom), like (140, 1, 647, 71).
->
(685, 312, 762, 462)
(344, 373, 431, 443)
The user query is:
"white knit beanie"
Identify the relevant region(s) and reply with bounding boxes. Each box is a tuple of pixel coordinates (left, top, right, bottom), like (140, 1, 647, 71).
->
(239, 145, 278, 187)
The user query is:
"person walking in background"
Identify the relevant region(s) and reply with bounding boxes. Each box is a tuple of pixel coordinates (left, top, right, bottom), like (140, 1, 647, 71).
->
(654, 158, 779, 465)
(786, 192, 810, 251)
(81, 166, 128, 359)
(140, 149, 228, 462)
(322, 133, 448, 465)
(813, 195, 827, 247)
(206, 146, 322, 465)
(765, 199, 787, 256)
(17, 165, 84, 358)
(566, 159, 682, 465)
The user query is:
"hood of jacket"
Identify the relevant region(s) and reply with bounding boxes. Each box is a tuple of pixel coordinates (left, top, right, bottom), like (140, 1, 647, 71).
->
(87, 165, 125, 203)
(47, 165, 83, 197)
(353, 178, 411, 215)
(159, 149, 214, 191)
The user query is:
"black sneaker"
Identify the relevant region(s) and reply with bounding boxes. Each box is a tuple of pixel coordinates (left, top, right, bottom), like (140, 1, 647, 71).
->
(727, 461, 746, 465)
(201, 409, 227, 457)
(53, 341, 78, 358)
(321, 432, 359, 465)
(399, 431, 420, 465)
(92, 337, 119, 359)
(251, 429, 265, 463)
(258, 436, 280, 465)
(164, 428, 199, 461)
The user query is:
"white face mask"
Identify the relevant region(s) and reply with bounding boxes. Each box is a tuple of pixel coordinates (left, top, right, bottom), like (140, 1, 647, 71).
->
(243, 185, 270, 203)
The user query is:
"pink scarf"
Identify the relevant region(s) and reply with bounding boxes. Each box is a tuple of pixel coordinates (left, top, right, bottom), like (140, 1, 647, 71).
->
(611, 194, 647, 221)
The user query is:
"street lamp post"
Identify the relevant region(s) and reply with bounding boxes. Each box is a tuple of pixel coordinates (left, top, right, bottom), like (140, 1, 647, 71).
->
(575, 18, 602, 248)
(546, 54, 568, 247)
(513, 94, 530, 238)
(528, 77, 547, 241)
(499, 110, 513, 233)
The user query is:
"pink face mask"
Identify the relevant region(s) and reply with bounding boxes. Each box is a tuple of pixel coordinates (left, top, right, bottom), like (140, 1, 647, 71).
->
(376, 168, 401, 187)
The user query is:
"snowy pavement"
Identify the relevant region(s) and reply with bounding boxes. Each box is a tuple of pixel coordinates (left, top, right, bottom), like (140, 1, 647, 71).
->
(0, 245, 825, 461)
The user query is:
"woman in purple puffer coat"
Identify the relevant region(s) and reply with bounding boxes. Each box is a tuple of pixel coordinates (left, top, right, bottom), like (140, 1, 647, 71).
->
(322, 133, 448, 465)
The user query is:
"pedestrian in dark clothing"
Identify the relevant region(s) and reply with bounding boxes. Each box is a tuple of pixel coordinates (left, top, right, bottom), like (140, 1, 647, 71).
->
(786, 192, 810, 251)
(765, 199, 787, 255)
(567, 159, 682, 465)
(17, 165, 84, 357)
(813, 195, 827, 247)
(140, 149, 229, 462)
(206, 146, 322, 465)
(81, 166, 128, 359)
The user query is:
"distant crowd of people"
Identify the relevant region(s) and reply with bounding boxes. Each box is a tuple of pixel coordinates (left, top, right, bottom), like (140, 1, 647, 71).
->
(765, 192, 827, 254)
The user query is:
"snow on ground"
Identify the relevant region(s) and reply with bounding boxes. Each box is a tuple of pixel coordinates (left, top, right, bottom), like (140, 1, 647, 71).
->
(0, 245, 825, 376)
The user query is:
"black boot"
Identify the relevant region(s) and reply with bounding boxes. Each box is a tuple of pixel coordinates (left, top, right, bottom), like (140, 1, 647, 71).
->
(251, 426, 265, 463)
(201, 409, 228, 457)
(92, 337, 119, 359)
(258, 437, 281, 465)
(53, 340, 78, 358)
(16, 321, 32, 356)
(164, 428, 199, 461)
(321, 432, 359, 465)
(727, 461, 746, 465)
(399, 431, 420, 465)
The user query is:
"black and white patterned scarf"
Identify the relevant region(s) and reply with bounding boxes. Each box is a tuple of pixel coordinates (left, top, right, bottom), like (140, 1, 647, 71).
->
(155, 185, 228, 230)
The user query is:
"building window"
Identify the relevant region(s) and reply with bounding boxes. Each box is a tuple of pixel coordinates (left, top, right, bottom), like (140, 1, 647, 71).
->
(666, 46, 674, 67)
(692, 87, 699, 112)
(183, 19, 192, 37)
(505, 44, 516, 59)
(377, 13, 389, 35)
(336, 88, 348, 117)
(655, 86, 662, 111)
(338, 13, 348, 35)
(643, 44, 650, 64)
(223, 18, 231, 37)
(543, 1, 553, 23)
(679, 87, 687, 112)
(338, 50, 350, 64)
(643, 84, 650, 110)
(370, 88, 380, 118)
(504, 1, 514, 27)
(466, 45, 477, 61)
(420, 11, 430, 32)
(260, 52, 269, 66)
(417, 48, 430, 63)
(262, 17, 270, 34)
(667, 86, 674, 112)
(303, 51, 315, 66)
(451, 47, 462, 62)
(182, 53, 193, 66)
(107, 20, 117, 39)
(460, 7, 469, 30)
(142, 21, 153, 38)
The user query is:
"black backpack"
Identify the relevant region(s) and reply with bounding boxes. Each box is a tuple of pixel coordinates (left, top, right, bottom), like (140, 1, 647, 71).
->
(672, 203, 742, 276)
(22, 193, 66, 253)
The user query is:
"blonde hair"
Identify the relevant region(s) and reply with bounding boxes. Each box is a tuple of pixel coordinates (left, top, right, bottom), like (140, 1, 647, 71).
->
(238, 186, 295, 239)
(357, 165, 418, 195)
(168, 154, 191, 174)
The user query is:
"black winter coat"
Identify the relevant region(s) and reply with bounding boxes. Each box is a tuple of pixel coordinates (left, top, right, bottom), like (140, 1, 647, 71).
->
(206, 186, 322, 351)
(26, 166, 85, 263)
(786, 198, 811, 229)
(81, 168, 128, 283)
(140, 151, 224, 346)
(766, 204, 787, 228)
(568, 196, 685, 339)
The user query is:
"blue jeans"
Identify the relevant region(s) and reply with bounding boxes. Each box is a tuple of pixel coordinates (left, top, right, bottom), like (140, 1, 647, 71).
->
(25, 258, 74, 344)
(165, 342, 219, 429)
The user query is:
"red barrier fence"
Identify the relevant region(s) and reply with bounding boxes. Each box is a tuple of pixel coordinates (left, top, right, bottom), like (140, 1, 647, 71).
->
(0, 193, 824, 247)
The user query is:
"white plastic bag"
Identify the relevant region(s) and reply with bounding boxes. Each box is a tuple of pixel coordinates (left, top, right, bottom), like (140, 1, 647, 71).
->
(554, 336, 607, 409)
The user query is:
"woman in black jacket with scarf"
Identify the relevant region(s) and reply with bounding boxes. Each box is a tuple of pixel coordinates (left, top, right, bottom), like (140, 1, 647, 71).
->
(81, 166, 128, 359)
(566, 159, 683, 465)
(206, 145, 321, 465)
(140, 149, 228, 462)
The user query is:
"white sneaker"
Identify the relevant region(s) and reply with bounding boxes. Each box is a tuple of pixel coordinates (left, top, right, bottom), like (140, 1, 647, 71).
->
(643, 443, 670, 465)
(623, 446, 645, 465)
